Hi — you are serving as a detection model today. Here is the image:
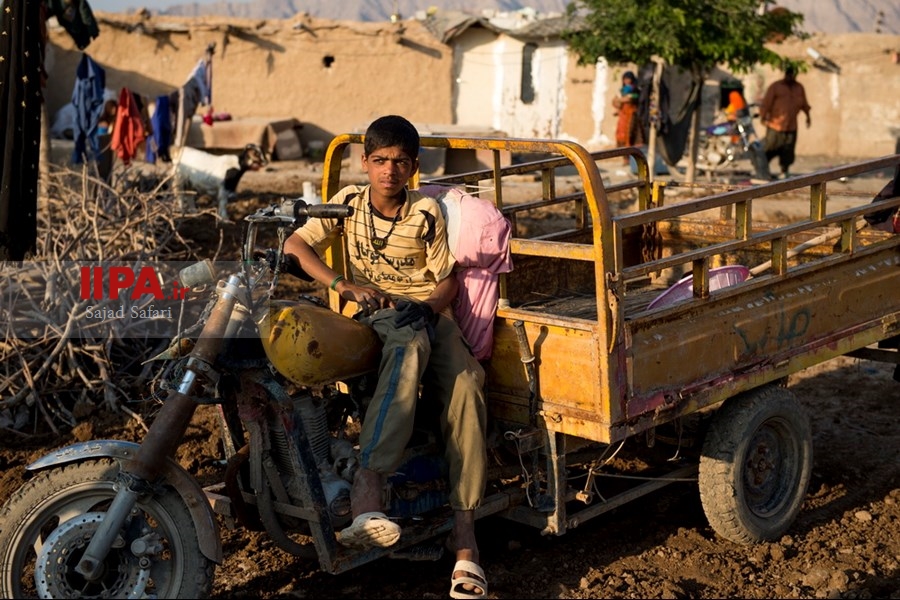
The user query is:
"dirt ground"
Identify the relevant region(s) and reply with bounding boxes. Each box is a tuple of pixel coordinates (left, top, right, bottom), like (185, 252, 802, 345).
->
(216, 356, 900, 600)
(1, 154, 898, 599)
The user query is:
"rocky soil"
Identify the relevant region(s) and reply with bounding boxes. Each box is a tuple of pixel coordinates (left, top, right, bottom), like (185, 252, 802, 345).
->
(1, 154, 898, 599)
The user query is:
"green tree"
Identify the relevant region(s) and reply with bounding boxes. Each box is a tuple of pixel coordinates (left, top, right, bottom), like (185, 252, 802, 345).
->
(563, 0, 806, 181)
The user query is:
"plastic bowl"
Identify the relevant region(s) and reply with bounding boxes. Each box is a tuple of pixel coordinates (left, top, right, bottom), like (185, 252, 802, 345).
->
(647, 265, 751, 310)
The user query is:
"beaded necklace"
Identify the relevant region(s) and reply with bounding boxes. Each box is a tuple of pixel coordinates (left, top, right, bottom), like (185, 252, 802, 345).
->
(368, 200, 402, 251)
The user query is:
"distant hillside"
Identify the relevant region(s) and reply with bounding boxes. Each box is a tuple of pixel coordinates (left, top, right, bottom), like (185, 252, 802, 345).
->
(156, 0, 570, 21)
(118, 0, 899, 34)
(778, 0, 899, 34)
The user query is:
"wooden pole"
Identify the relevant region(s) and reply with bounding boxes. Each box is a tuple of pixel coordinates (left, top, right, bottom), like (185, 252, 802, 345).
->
(647, 57, 664, 183)
(40, 102, 52, 199)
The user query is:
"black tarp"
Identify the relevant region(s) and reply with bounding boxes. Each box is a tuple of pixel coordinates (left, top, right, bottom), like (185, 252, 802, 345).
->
(0, 0, 43, 260)
(1, 0, 99, 260)
(636, 63, 701, 169)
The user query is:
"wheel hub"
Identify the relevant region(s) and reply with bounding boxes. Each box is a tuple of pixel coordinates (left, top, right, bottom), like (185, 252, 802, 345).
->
(744, 426, 788, 516)
(35, 512, 150, 599)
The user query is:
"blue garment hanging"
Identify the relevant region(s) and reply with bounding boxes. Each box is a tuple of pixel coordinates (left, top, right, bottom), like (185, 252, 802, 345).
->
(146, 94, 172, 163)
(187, 59, 212, 107)
(71, 53, 106, 164)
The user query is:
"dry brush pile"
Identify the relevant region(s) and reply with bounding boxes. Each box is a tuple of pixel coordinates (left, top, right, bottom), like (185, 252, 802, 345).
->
(0, 164, 224, 437)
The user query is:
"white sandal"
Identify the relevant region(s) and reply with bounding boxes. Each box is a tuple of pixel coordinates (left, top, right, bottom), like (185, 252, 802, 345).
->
(337, 511, 401, 549)
(450, 559, 488, 599)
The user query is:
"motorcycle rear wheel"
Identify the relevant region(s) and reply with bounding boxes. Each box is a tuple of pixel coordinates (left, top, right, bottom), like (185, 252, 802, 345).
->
(0, 459, 215, 599)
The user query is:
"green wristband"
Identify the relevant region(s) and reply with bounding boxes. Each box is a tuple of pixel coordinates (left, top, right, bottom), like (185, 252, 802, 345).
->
(330, 274, 345, 291)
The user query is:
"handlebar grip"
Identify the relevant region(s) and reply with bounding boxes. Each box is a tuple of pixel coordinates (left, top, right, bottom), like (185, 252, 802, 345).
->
(292, 200, 354, 221)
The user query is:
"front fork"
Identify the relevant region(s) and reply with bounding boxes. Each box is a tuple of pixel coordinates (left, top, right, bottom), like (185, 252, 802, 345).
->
(76, 275, 243, 580)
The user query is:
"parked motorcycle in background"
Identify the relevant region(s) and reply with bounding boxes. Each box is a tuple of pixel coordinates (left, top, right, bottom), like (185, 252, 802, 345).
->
(696, 104, 772, 181)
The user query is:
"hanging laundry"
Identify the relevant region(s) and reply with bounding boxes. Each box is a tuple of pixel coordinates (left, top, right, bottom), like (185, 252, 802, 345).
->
(172, 43, 216, 146)
(146, 95, 173, 163)
(111, 88, 146, 167)
(45, 0, 100, 50)
(71, 53, 106, 164)
(188, 56, 213, 108)
(170, 61, 209, 127)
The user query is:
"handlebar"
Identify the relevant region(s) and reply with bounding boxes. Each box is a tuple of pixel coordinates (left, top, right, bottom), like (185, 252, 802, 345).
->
(177, 198, 351, 291)
(244, 198, 354, 227)
(293, 201, 354, 221)
(240, 198, 355, 277)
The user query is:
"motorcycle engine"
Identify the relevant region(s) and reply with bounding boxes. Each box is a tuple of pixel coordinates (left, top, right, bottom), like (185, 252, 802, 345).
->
(288, 395, 353, 520)
(286, 391, 450, 521)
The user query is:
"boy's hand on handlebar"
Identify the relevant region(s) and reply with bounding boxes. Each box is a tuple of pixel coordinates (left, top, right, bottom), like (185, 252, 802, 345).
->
(256, 248, 312, 281)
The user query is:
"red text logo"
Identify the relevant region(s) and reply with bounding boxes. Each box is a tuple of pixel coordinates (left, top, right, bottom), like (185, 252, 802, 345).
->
(79, 267, 189, 300)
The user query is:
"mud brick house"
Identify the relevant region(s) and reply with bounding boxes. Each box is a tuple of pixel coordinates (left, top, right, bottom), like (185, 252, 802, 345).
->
(41, 9, 900, 166)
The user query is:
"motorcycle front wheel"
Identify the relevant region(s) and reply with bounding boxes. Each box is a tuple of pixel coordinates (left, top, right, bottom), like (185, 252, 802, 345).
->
(0, 459, 215, 599)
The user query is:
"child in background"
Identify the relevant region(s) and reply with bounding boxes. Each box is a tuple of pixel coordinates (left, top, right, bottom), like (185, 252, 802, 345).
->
(724, 90, 748, 121)
(97, 99, 117, 136)
(620, 81, 637, 100)
(612, 71, 642, 163)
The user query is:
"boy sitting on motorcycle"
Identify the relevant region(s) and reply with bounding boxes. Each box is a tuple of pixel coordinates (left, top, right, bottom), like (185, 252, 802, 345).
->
(282, 115, 489, 599)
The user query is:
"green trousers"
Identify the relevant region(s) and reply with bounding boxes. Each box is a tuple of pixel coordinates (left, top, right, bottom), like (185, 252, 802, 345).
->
(359, 309, 487, 511)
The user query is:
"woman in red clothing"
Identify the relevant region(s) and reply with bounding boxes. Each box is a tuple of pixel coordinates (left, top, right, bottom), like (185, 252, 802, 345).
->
(612, 71, 643, 161)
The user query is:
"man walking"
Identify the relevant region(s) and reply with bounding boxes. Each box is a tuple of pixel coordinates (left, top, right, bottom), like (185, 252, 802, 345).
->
(759, 64, 811, 179)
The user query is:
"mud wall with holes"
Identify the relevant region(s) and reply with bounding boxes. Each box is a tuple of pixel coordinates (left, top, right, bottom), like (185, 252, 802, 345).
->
(43, 13, 455, 149)
(42, 12, 900, 159)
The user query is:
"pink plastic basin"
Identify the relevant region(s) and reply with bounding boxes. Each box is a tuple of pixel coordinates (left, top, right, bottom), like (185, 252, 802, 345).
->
(647, 265, 751, 310)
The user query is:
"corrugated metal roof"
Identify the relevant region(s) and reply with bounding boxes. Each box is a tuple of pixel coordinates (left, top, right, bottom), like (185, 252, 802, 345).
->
(510, 14, 585, 40)
(419, 9, 585, 44)
(420, 12, 486, 43)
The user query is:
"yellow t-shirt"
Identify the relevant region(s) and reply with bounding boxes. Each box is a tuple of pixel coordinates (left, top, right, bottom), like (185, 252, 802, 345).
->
(292, 185, 456, 301)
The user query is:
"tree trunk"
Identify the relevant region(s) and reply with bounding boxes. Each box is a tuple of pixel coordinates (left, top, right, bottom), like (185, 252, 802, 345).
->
(685, 105, 699, 183)
(684, 71, 707, 184)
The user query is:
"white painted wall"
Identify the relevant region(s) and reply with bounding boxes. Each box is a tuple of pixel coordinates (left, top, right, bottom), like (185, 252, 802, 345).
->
(583, 58, 612, 150)
(497, 39, 569, 139)
(453, 30, 572, 140)
(453, 28, 498, 130)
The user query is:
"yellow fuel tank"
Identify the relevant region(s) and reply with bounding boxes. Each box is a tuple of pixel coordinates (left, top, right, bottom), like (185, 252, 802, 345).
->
(257, 299, 382, 386)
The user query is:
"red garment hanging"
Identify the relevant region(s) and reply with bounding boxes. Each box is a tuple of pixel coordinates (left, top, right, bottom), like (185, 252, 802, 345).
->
(110, 87, 145, 166)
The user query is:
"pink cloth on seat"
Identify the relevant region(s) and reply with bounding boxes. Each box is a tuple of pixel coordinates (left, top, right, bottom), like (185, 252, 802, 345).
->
(420, 186, 513, 360)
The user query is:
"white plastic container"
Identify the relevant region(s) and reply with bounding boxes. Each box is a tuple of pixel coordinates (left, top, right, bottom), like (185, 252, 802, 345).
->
(302, 181, 322, 205)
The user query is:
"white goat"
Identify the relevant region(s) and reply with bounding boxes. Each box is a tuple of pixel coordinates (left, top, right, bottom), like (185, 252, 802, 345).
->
(172, 143, 268, 219)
